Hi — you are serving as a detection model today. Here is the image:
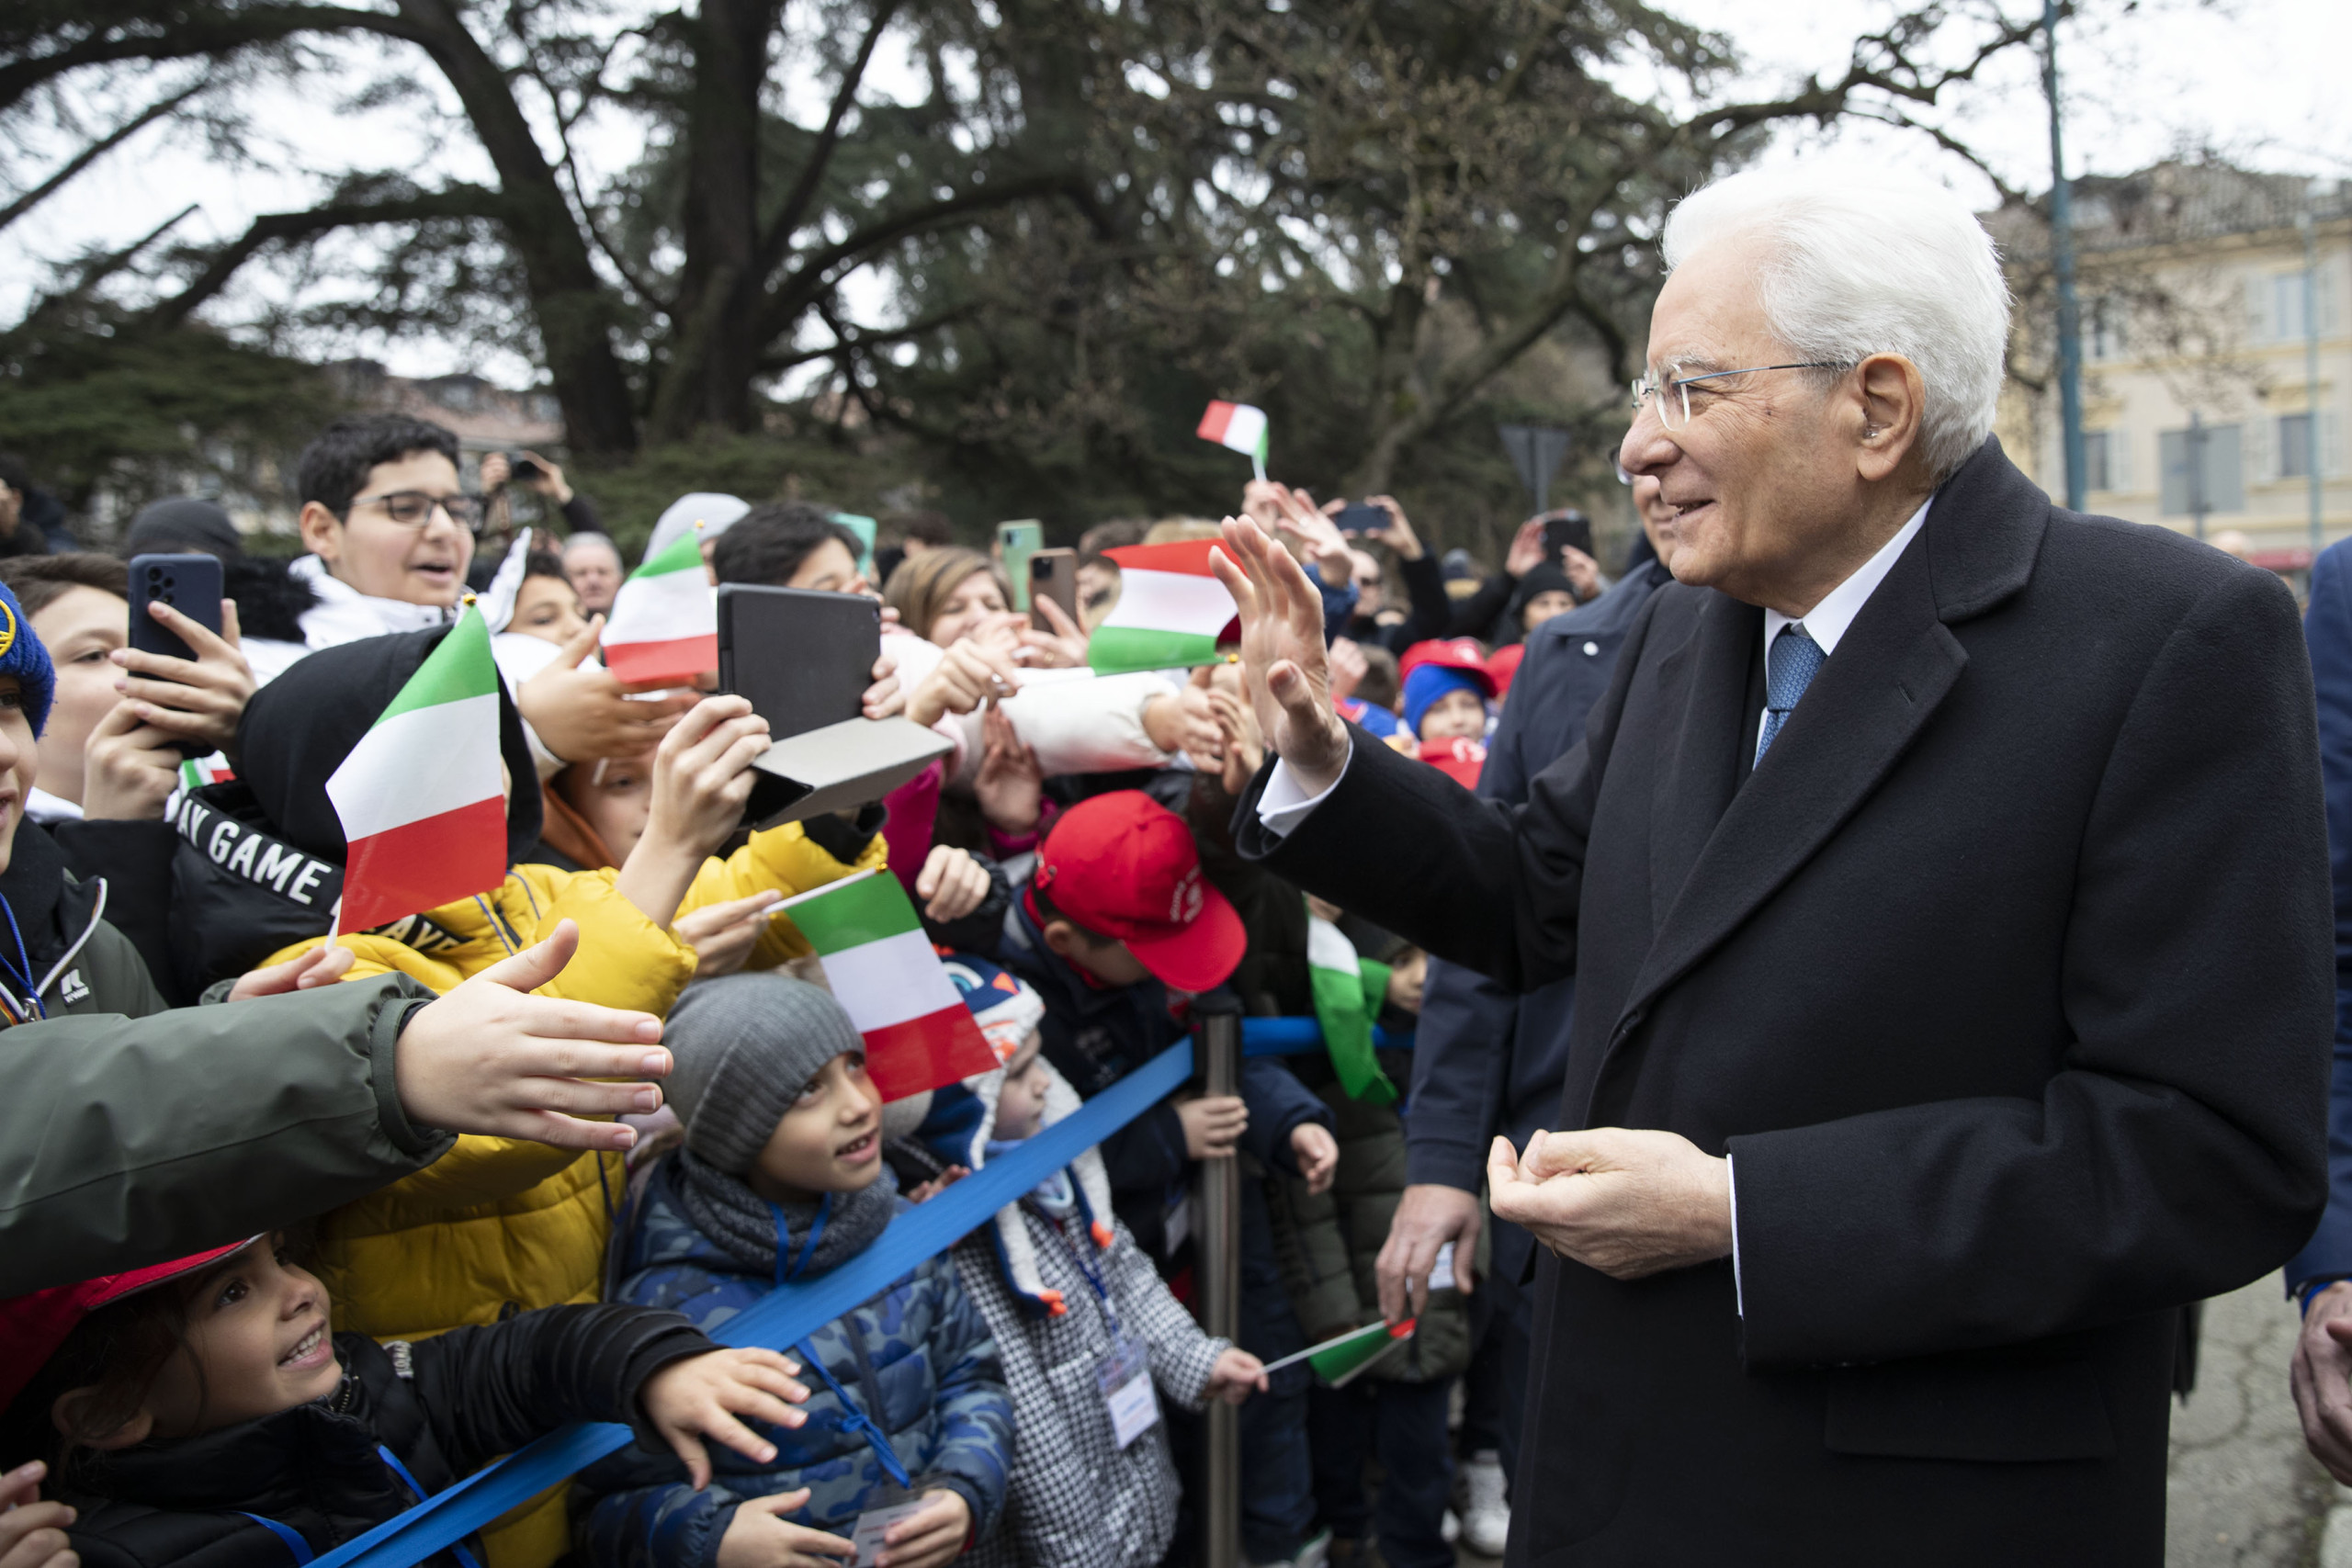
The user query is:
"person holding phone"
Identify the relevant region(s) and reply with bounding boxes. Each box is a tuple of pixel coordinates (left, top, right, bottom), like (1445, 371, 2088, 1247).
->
(1332, 497, 1453, 655)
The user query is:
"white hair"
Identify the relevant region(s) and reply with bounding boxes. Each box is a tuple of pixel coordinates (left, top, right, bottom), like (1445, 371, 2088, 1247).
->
(1660, 163, 2010, 481)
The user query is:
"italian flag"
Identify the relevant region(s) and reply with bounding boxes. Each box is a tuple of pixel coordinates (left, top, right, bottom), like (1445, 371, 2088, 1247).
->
(775, 869, 998, 1101)
(1089, 539, 1238, 676)
(1196, 400, 1269, 479)
(1306, 909, 1397, 1105)
(325, 606, 506, 935)
(1262, 1318, 1419, 1386)
(178, 756, 235, 791)
(603, 532, 717, 683)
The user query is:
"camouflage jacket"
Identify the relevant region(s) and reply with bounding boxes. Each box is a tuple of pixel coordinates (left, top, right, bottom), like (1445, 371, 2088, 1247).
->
(577, 1158, 1012, 1568)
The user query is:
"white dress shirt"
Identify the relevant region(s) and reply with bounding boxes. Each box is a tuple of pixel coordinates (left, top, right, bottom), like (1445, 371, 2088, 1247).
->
(1258, 498, 1937, 1314)
(1756, 498, 1932, 764)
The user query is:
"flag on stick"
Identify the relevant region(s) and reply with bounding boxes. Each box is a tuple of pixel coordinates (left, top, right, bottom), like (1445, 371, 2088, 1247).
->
(775, 869, 1000, 1101)
(1260, 1318, 1419, 1385)
(325, 605, 506, 935)
(1197, 400, 1270, 482)
(1089, 540, 1238, 675)
(602, 531, 717, 683)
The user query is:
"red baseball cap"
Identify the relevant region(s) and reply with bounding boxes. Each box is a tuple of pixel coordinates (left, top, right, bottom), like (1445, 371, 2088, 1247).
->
(0, 1237, 260, 1413)
(1032, 792, 1245, 993)
(1398, 637, 1498, 697)
(1485, 642, 1527, 697)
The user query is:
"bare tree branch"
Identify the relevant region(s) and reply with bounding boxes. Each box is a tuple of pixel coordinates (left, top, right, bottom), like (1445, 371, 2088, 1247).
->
(0, 80, 205, 235)
(753, 0, 904, 281)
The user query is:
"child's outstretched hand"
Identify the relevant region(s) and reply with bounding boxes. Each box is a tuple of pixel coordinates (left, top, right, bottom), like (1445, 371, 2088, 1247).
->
(0, 1461, 77, 1568)
(639, 1348, 810, 1490)
(1204, 1347, 1269, 1404)
(876, 1489, 970, 1568)
(714, 1491, 854, 1568)
(1292, 1122, 1340, 1195)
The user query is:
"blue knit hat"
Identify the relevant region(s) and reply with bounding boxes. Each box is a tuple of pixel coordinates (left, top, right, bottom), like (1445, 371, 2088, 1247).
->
(0, 581, 57, 738)
(1400, 663, 1485, 739)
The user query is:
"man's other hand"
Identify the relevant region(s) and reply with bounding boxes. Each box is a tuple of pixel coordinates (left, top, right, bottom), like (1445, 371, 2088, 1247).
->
(2293, 1280, 2352, 1481)
(1487, 1127, 1732, 1280)
(1377, 1183, 1483, 1323)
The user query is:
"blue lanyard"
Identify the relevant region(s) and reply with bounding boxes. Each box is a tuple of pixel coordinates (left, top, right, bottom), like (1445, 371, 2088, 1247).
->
(0, 892, 45, 1020)
(793, 1336, 912, 1491)
(236, 1449, 483, 1568)
(769, 1193, 831, 1290)
(1057, 1214, 1123, 1340)
(767, 1194, 910, 1491)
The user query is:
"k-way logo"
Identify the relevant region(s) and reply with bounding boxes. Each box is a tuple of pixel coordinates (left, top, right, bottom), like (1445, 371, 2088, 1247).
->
(167, 794, 342, 908)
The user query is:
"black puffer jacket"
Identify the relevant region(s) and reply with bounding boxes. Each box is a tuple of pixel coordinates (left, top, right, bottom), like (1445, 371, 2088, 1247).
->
(0, 820, 165, 1023)
(62, 1305, 714, 1568)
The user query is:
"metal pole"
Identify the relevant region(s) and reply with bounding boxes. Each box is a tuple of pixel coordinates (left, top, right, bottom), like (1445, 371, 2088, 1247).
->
(2304, 203, 2326, 556)
(2042, 0, 2087, 511)
(2189, 409, 2209, 540)
(1199, 1011, 1241, 1568)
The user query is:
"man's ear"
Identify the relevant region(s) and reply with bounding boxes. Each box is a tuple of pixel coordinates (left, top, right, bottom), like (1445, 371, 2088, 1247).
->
(296, 501, 343, 563)
(52, 1386, 154, 1451)
(1040, 919, 1079, 962)
(1852, 353, 1928, 484)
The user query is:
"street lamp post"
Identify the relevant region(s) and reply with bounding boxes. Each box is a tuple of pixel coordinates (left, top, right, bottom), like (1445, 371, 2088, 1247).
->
(2043, 0, 2087, 511)
(2302, 202, 2325, 556)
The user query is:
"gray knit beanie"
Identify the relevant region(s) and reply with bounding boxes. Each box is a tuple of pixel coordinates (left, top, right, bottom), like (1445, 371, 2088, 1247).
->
(662, 973, 866, 1175)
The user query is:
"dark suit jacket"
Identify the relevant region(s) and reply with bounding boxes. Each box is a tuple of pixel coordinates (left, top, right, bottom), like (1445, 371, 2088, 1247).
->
(2288, 537, 2352, 1291)
(1236, 439, 2332, 1563)
(1408, 558, 1671, 1284)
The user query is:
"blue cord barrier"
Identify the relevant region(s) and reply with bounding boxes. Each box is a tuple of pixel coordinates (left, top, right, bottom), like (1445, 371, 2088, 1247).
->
(1239, 1017, 1413, 1056)
(309, 1038, 1196, 1568)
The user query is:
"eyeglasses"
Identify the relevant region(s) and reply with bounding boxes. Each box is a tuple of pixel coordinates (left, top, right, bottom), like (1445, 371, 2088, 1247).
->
(1629, 362, 1851, 430)
(345, 491, 488, 532)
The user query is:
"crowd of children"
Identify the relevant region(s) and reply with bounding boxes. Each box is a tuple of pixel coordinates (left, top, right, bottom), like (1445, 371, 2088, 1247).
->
(0, 411, 1612, 1568)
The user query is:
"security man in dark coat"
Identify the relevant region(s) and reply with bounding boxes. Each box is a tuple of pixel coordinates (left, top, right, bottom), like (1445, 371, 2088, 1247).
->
(1375, 498, 1676, 1492)
(1210, 164, 2332, 1563)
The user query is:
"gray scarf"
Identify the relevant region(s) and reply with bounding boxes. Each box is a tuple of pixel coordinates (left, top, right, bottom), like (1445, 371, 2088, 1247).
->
(673, 1149, 899, 1282)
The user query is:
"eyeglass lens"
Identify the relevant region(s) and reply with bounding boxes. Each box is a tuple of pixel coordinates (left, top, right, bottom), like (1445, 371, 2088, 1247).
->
(372, 491, 484, 528)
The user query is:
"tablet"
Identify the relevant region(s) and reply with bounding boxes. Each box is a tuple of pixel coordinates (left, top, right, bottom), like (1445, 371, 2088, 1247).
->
(716, 584, 880, 740)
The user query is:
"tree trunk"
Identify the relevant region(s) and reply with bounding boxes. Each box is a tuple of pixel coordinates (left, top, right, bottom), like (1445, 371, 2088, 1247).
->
(646, 0, 780, 443)
(396, 0, 639, 457)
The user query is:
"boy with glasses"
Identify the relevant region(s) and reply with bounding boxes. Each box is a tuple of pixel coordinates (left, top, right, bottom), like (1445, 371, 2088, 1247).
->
(289, 413, 480, 648)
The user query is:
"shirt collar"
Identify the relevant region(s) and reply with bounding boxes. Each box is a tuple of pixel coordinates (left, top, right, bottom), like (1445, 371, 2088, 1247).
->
(1762, 497, 1932, 660)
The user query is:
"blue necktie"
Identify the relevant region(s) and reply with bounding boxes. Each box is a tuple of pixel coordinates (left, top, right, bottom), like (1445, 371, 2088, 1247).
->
(1756, 622, 1824, 763)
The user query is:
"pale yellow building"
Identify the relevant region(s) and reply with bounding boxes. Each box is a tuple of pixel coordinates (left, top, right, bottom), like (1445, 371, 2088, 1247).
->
(1994, 164, 2351, 568)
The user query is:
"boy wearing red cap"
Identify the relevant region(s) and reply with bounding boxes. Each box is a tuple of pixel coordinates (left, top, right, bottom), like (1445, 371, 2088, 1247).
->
(972, 789, 1339, 1568)
(1391, 638, 1497, 791)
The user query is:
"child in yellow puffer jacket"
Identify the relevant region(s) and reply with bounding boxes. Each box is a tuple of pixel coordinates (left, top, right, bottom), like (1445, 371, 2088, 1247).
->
(223, 627, 887, 1568)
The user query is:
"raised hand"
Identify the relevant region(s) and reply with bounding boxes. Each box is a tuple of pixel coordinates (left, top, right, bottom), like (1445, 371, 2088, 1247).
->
(110, 598, 255, 755)
(673, 890, 785, 978)
(522, 615, 699, 761)
(1210, 517, 1350, 793)
(972, 704, 1044, 835)
(393, 919, 670, 1151)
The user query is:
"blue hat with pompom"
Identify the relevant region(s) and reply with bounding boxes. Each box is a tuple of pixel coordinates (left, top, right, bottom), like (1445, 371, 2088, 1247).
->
(0, 581, 57, 738)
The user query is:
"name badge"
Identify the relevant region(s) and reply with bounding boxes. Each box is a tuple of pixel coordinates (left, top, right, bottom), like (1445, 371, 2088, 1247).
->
(1100, 1335, 1160, 1449)
(1162, 1190, 1197, 1256)
(1428, 1242, 1455, 1293)
(849, 1488, 931, 1568)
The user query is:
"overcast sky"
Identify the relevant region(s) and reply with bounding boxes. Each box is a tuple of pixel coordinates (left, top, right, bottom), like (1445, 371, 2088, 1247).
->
(6, 0, 2344, 381)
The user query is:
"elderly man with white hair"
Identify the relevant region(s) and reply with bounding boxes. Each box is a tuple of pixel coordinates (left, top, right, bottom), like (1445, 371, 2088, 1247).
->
(1218, 163, 2332, 1562)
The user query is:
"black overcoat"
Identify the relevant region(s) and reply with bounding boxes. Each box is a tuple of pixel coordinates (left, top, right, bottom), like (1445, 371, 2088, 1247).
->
(1234, 438, 2334, 1563)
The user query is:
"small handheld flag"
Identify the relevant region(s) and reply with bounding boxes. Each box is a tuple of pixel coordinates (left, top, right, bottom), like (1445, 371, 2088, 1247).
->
(775, 870, 1001, 1100)
(602, 531, 718, 683)
(1089, 539, 1238, 675)
(1261, 1318, 1419, 1385)
(325, 605, 507, 935)
(1197, 400, 1270, 482)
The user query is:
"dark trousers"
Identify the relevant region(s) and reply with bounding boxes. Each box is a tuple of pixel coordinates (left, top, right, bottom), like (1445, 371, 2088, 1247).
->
(1306, 1375, 1457, 1568)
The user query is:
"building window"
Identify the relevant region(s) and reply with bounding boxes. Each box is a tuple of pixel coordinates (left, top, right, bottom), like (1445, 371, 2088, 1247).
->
(2158, 423, 2245, 517)
(2087, 297, 2127, 362)
(2280, 412, 2315, 479)
(2275, 274, 2312, 343)
(2083, 430, 2113, 491)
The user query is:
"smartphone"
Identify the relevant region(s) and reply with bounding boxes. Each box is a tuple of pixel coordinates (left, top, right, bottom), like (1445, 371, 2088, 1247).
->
(128, 553, 225, 664)
(1541, 512, 1594, 562)
(1028, 547, 1079, 629)
(832, 513, 877, 579)
(997, 520, 1044, 610)
(1335, 502, 1388, 536)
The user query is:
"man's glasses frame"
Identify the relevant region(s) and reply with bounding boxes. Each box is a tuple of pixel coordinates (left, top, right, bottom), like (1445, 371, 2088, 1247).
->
(1629, 361, 1852, 431)
(344, 490, 489, 534)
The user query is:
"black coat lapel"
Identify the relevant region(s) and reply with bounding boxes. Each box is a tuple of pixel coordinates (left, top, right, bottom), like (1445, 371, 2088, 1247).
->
(1646, 592, 1760, 931)
(1613, 523, 1964, 1040)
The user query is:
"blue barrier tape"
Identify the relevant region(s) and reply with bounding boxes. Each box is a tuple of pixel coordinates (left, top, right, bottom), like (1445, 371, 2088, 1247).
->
(1238, 1017, 1413, 1056)
(309, 1039, 1196, 1568)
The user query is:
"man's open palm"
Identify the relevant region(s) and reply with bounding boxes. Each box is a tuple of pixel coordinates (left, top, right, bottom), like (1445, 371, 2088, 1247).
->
(1211, 516, 1349, 793)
